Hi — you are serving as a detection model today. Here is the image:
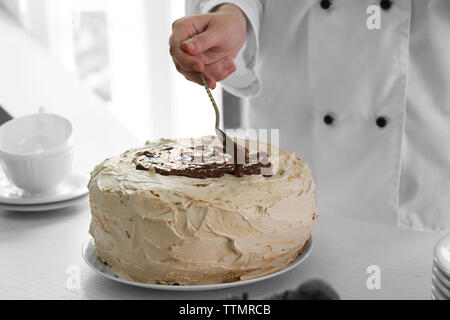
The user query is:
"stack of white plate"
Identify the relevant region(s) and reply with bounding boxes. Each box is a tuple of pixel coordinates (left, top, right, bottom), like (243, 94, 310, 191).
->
(432, 233, 450, 300)
(0, 169, 89, 212)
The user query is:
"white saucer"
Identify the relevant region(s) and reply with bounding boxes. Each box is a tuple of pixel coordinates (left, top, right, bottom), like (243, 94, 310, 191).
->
(0, 194, 88, 212)
(0, 170, 89, 205)
(82, 235, 313, 291)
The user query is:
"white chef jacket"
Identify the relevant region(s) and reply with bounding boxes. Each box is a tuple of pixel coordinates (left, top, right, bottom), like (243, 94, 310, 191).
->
(187, 0, 450, 231)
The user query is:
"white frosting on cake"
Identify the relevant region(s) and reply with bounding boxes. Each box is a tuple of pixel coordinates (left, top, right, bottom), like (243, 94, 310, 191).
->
(88, 137, 317, 284)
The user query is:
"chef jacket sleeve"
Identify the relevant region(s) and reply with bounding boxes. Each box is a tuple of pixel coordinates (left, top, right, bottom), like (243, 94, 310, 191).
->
(186, 0, 263, 97)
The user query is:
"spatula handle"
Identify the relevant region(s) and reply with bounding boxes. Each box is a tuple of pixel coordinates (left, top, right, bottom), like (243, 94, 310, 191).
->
(200, 73, 220, 129)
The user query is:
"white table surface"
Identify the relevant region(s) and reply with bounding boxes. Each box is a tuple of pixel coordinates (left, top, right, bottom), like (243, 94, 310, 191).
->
(0, 10, 446, 300)
(0, 199, 444, 300)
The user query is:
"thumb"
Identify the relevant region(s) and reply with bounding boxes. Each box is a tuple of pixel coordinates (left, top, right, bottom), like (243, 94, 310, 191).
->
(182, 30, 216, 56)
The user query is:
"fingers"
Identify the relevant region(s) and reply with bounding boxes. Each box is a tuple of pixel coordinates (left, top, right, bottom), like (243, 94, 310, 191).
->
(174, 61, 217, 89)
(170, 43, 205, 73)
(199, 49, 228, 66)
(170, 15, 217, 73)
(206, 56, 236, 81)
(171, 15, 212, 43)
(174, 56, 236, 90)
(214, 63, 236, 83)
(181, 29, 217, 56)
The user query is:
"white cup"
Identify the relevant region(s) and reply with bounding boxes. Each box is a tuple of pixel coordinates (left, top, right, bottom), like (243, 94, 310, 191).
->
(0, 112, 74, 195)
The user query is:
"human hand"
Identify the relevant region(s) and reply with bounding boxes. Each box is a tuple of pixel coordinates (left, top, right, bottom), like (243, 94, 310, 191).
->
(169, 4, 247, 89)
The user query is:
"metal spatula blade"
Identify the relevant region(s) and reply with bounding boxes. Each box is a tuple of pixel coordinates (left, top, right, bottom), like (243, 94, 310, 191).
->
(216, 127, 237, 156)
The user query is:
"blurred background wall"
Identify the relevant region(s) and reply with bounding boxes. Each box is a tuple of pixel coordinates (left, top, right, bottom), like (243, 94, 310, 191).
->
(0, 0, 242, 141)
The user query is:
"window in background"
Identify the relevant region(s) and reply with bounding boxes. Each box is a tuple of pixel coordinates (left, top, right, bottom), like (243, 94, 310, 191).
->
(72, 6, 110, 101)
(4, 0, 223, 141)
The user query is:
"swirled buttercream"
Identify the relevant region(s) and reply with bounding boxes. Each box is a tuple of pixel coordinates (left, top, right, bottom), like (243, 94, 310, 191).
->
(88, 137, 317, 284)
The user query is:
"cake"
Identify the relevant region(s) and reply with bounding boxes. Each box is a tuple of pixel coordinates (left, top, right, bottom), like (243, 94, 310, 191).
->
(88, 136, 317, 285)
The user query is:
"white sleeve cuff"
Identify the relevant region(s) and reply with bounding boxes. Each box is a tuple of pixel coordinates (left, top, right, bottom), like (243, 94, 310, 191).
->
(196, 0, 263, 97)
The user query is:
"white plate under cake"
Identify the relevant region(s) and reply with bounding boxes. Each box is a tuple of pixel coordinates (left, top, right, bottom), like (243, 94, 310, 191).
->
(88, 136, 317, 285)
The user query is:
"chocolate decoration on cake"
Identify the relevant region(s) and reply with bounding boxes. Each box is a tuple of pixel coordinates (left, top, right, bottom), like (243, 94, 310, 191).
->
(133, 141, 272, 179)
